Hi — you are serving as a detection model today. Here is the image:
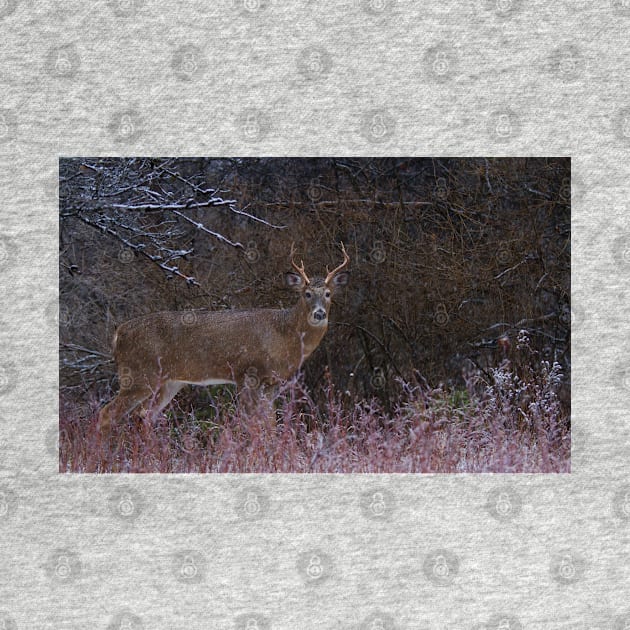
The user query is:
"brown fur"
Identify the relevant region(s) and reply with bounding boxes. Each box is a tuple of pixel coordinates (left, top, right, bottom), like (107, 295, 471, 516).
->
(97, 248, 349, 433)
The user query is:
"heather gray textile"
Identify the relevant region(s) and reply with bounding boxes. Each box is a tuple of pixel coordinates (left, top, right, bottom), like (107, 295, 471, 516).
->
(0, 1, 628, 628)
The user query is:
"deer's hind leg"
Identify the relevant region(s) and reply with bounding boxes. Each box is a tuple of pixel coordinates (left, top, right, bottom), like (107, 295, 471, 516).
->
(98, 382, 154, 434)
(139, 380, 184, 421)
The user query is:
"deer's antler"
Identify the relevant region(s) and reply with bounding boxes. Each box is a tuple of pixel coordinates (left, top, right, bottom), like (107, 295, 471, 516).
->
(325, 242, 350, 285)
(290, 242, 311, 285)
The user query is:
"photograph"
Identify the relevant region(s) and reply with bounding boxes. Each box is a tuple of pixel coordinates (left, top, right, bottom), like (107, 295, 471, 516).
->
(4, 3, 629, 627)
(58, 157, 570, 473)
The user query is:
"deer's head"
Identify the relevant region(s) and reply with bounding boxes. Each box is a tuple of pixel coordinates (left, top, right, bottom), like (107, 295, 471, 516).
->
(285, 243, 349, 328)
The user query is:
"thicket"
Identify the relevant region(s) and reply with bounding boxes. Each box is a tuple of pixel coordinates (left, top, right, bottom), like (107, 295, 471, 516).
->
(59, 157, 570, 415)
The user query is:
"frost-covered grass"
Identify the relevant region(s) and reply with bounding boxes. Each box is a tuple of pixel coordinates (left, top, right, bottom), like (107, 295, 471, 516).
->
(60, 338, 569, 473)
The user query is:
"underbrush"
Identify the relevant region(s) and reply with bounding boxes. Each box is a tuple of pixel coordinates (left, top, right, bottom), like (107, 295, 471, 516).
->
(59, 351, 569, 473)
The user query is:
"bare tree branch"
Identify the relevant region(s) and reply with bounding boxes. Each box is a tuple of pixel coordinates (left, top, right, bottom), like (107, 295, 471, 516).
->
(171, 210, 243, 249)
(109, 198, 235, 212)
(59, 158, 287, 285)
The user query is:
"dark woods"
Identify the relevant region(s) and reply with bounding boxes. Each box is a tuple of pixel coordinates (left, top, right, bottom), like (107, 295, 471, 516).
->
(59, 157, 570, 414)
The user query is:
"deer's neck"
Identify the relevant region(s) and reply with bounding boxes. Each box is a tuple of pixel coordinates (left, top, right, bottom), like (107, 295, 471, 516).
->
(283, 304, 327, 357)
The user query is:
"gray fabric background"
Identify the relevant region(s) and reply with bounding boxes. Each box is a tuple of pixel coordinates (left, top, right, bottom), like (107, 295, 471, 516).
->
(0, 0, 628, 628)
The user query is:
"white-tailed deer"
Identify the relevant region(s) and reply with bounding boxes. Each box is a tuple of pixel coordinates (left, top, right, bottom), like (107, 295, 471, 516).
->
(97, 244, 350, 433)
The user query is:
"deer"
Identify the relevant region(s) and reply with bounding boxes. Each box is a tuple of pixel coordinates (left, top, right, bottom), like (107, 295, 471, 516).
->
(97, 243, 350, 434)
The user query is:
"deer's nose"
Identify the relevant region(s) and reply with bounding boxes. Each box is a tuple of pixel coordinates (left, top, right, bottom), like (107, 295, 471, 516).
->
(313, 309, 327, 321)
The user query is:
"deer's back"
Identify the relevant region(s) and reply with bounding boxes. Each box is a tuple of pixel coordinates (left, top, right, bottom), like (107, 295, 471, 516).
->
(112, 308, 307, 382)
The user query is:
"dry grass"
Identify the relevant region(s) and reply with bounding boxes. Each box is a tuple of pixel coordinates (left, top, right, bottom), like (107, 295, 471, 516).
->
(60, 348, 569, 473)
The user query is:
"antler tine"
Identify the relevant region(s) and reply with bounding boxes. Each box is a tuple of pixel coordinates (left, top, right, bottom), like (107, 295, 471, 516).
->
(325, 242, 350, 284)
(290, 242, 310, 285)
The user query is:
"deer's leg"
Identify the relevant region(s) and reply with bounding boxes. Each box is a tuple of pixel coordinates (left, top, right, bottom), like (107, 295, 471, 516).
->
(236, 379, 260, 416)
(140, 381, 184, 421)
(238, 388, 257, 415)
(98, 383, 153, 434)
(237, 379, 277, 418)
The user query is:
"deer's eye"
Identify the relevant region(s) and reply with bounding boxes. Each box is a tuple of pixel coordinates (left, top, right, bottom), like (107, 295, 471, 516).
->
(305, 291, 312, 299)
(325, 290, 331, 298)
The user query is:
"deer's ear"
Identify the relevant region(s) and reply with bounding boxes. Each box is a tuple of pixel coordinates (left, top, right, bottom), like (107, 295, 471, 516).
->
(285, 271, 305, 289)
(330, 271, 349, 287)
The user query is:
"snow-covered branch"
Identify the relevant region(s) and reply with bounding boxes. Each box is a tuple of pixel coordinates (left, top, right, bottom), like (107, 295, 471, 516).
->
(59, 158, 284, 285)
